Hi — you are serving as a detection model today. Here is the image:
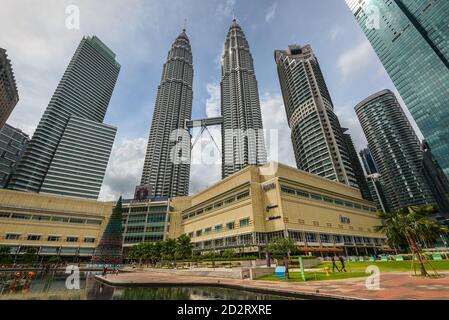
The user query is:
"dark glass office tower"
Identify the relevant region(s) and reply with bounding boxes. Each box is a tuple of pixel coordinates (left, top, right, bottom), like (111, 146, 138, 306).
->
(0, 124, 29, 187)
(0, 48, 19, 129)
(141, 29, 193, 197)
(355, 89, 436, 212)
(275, 44, 358, 188)
(221, 19, 267, 178)
(421, 141, 449, 218)
(7, 36, 120, 199)
(342, 129, 372, 200)
(346, 0, 449, 179)
(360, 148, 378, 175)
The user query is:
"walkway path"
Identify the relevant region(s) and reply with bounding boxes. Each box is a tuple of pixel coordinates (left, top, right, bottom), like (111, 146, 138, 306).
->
(96, 270, 449, 300)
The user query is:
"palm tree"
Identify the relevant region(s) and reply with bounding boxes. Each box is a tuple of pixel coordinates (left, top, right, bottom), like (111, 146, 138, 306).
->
(376, 205, 448, 277)
(267, 238, 296, 278)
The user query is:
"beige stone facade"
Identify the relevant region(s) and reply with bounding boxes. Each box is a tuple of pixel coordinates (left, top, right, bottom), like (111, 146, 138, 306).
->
(169, 163, 387, 256)
(0, 189, 113, 258)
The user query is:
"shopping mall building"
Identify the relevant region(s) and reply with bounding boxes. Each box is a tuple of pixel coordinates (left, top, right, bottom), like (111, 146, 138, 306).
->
(0, 163, 388, 259)
(168, 163, 388, 256)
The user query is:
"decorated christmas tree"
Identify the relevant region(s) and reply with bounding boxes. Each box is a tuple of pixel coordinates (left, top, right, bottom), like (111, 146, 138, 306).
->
(91, 197, 123, 266)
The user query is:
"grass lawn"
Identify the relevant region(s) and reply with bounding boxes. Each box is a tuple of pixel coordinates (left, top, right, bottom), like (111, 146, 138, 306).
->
(313, 260, 449, 272)
(258, 271, 368, 282)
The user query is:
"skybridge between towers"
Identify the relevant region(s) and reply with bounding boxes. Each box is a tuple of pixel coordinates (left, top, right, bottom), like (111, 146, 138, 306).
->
(185, 116, 223, 154)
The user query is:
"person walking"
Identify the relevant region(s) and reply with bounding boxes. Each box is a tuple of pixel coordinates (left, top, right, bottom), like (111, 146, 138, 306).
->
(339, 256, 347, 272)
(331, 255, 340, 272)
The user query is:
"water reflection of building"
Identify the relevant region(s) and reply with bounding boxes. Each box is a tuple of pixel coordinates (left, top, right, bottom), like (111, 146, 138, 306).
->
(85, 275, 114, 300)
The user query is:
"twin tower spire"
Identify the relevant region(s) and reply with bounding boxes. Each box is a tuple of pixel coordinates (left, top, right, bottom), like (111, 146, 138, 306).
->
(141, 21, 267, 198)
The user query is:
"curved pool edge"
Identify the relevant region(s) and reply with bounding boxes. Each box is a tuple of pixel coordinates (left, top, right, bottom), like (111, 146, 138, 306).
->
(94, 275, 361, 301)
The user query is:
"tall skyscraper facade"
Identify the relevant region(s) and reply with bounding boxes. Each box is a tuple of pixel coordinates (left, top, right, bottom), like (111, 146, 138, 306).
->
(221, 19, 267, 178)
(7, 36, 120, 199)
(359, 148, 390, 212)
(355, 89, 436, 212)
(346, 0, 449, 178)
(342, 128, 372, 200)
(141, 30, 193, 197)
(275, 44, 358, 188)
(0, 124, 29, 187)
(0, 48, 19, 129)
(359, 148, 378, 176)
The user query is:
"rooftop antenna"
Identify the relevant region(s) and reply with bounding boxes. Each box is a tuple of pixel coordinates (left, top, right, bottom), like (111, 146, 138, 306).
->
(183, 18, 187, 32)
(232, 9, 236, 22)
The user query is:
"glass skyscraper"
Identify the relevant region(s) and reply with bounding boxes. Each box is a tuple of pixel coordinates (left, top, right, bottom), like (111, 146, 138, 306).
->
(355, 89, 436, 212)
(346, 0, 449, 178)
(0, 124, 29, 187)
(7, 36, 120, 199)
(275, 44, 358, 188)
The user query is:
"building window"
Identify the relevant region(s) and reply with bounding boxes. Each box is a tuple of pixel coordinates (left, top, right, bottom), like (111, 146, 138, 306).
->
(196, 230, 203, 237)
(236, 191, 250, 200)
(69, 218, 85, 224)
(215, 225, 223, 233)
(306, 233, 317, 242)
(226, 222, 235, 230)
(320, 234, 331, 243)
(84, 237, 96, 243)
(86, 220, 102, 225)
(32, 215, 51, 221)
(188, 232, 194, 238)
(12, 214, 31, 220)
(204, 227, 212, 235)
(47, 236, 60, 242)
(239, 218, 250, 228)
(127, 226, 145, 234)
(66, 237, 79, 243)
(27, 235, 41, 241)
(51, 216, 69, 223)
(5, 233, 20, 240)
(333, 235, 342, 243)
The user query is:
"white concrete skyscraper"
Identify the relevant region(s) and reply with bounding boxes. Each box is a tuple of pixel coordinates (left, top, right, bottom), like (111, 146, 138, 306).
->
(221, 19, 267, 179)
(275, 44, 358, 188)
(141, 29, 193, 198)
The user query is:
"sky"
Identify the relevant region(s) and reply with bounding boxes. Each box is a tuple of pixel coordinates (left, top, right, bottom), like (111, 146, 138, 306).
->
(0, 0, 423, 201)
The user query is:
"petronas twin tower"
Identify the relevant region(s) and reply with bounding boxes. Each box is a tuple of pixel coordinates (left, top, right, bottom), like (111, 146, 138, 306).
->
(141, 20, 266, 198)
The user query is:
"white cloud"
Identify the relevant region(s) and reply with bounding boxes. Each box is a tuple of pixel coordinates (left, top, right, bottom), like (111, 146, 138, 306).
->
(0, 0, 160, 136)
(329, 25, 345, 41)
(335, 104, 368, 152)
(205, 83, 221, 117)
(216, 0, 236, 18)
(260, 92, 296, 167)
(265, 2, 278, 23)
(189, 126, 222, 194)
(99, 137, 147, 201)
(337, 39, 378, 81)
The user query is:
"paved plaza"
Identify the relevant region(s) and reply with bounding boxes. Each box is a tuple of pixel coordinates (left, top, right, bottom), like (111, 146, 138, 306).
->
(96, 270, 449, 300)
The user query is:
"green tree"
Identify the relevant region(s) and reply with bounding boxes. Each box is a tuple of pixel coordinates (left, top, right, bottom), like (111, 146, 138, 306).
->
(267, 238, 296, 278)
(128, 243, 145, 265)
(162, 239, 177, 267)
(376, 205, 448, 277)
(21, 248, 38, 265)
(0, 246, 12, 264)
(175, 235, 193, 260)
